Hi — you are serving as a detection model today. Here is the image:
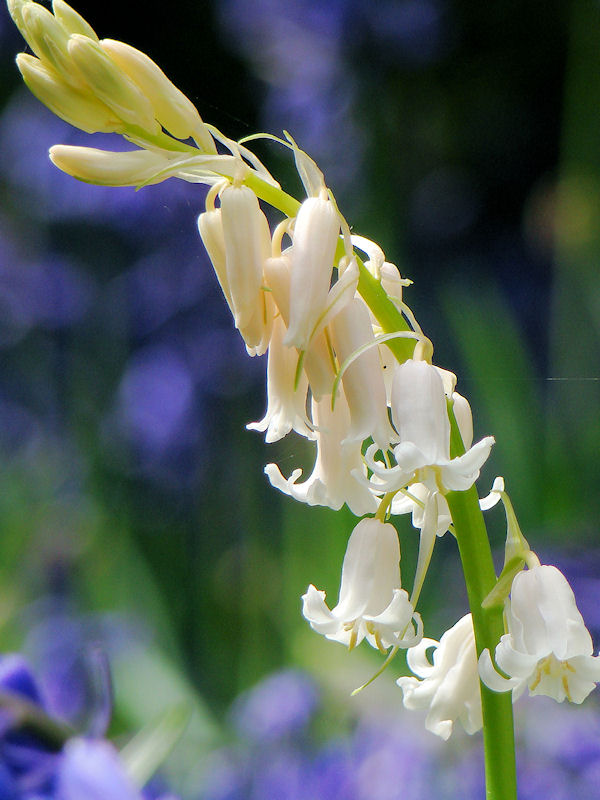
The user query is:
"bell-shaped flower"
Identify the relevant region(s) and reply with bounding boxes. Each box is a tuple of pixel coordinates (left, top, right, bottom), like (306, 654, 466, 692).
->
(247, 315, 314, 443)
(330, 296, 396, 449)
(302, 518, 422, 651)
(265, 389, 378, 517)
(479, 565, 600, 704)
(199, 187, 274, 355)
(284, 193, 342, 351)
(220, 184, 271, 331)
(397, 613, 482, 740)
(365, 360, 494, 495)
(264, 249, 336, 399)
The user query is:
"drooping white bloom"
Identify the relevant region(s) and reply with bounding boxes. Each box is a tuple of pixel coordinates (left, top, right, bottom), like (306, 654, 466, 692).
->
(264, 249, 336, 399)
(302, 518, 422, 651)
(265, 389, 377, 517)
(479, 565, 600, 704)
(220, 185, 270, 329)
(365, 359, 494, 494)
(330, 296, 395, 448)
(219, 184, 274, 354)
(284, 194, 341, 351)
(198, 199, 274, 355)
(397, 613, 482, 740)
(246, 315, 314, 443)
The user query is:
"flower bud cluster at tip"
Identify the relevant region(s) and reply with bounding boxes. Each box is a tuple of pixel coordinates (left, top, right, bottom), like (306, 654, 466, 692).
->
(7, 0, 286, 188)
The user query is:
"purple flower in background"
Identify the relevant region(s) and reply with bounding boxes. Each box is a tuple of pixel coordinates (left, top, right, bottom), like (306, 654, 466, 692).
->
(217, 0, 364, 198)
(0, 651, 180, 800)
(56, 738, 142, 800)
(230, 670, 319, 743)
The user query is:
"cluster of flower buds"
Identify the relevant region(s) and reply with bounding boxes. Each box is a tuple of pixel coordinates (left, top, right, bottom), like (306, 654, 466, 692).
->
(6, 0, 282, 189)
(7, 0, 600, 747)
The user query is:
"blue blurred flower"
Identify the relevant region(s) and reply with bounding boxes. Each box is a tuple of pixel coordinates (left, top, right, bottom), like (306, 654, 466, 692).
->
(230, 670, 319, 743)
(0, 650, 179, 800)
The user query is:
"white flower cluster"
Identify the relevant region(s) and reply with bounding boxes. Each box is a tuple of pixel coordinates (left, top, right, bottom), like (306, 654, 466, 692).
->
(9, 0, 600, 747)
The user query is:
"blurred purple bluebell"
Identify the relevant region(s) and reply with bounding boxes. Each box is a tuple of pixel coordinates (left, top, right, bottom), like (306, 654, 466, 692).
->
(230, 670, 319, 743)
(0, 649, 180, 800)
(217, 0, 364, 198)
(199, 665, 600, 800)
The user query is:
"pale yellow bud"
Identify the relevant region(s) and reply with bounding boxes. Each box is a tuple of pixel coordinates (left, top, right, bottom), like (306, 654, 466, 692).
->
(52, 0, 98, 41)
(17, 53, 121, 134)
(7, 0, 30, 39)
(100, 39, 215, 151)
(49, 145, 171, 186)
(21, 2, 81, 87)
(67, 34, 160, 135)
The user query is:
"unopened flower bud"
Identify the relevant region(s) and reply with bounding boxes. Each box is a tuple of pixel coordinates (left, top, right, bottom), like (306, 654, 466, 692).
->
(49, 145, 171, 186)
(21, 2, 79, 87)
(67, 34, 160, 134)
(7, 0, 30, 39)
(51, 0, 98, 40)
(100, 39, 215, 151)
(17, 54, 120, 134)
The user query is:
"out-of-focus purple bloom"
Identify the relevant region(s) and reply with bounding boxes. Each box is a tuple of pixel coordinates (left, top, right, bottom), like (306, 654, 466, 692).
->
(0, 650, 181, 800)
(230, 670, 319, 743)
(361, 0, 450, 65)
(0, 249, 94, 337)
(56, 738, 142, 800)
(351, 720, 439, 800)
(114, 346, 195, 457)
(218, 0, 363, 198)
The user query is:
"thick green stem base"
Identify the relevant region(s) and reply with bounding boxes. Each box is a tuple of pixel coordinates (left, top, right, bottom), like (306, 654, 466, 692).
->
(446, 486, 517, 800)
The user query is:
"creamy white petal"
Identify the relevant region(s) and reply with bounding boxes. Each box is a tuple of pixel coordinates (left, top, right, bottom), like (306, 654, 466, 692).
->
(480, 566, 600, 705)
(330, 296, 395, 448)
(391, 360, 449, 464)
(284, 195, 340, 351)
(220, 184, 270, 332)
(302, 519, 418, 651)
(246, 315, 313, 442)
(265, 391, 377, 516)
(399, 614, 481, 740)
(439, 436, 495, 492)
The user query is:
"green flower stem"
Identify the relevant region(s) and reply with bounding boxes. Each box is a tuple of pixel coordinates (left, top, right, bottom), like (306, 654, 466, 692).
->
(446, 407, 517, 800)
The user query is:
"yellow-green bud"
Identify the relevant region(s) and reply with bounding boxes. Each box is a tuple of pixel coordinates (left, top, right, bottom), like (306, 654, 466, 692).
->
(67, 34, 160, 135)
(6, 0, 30, 39)
(21, 2, 81, 88)
(16, 53, 121, 134)
(52, 0, 98, 41)
(100, 39, 215, 152)
(49, 145, 172, 186)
